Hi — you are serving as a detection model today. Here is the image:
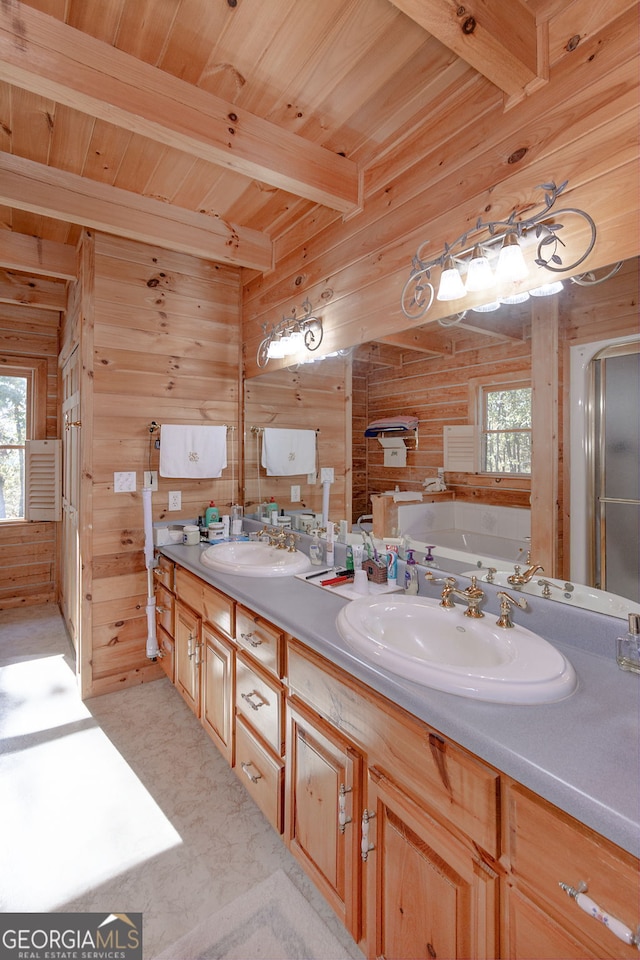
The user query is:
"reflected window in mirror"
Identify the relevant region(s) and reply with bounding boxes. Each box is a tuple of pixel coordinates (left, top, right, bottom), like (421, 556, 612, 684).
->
(480, 382, 532, 475)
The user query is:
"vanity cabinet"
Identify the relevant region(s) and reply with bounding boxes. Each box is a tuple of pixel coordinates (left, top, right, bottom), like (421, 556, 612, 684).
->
(502, 781, 640, 959)
(285, 696, 364, 942)
(174, 598, 202, 716)
(154, 555, 175, 681)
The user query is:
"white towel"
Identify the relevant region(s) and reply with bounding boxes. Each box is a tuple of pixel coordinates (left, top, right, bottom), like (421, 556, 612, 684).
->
(159, 424, 227, 478)
(261, 428, 316, 476)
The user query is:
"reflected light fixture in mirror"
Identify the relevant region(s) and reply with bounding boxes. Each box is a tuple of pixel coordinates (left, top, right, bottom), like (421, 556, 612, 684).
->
(257, 298, 324, 368)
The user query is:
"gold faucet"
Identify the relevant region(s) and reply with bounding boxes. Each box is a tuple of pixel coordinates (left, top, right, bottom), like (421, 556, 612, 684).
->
(496, 591, 528, 627)
(440, 576, 485, 618)
(507, 552, 544, 586)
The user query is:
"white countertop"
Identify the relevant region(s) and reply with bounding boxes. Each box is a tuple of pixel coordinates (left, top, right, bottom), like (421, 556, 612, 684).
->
(160, 541, 640, 858)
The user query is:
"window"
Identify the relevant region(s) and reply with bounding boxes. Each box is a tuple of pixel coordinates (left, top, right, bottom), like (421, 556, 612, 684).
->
(0, 359, 47, 521)
(480, 383, 531, 475)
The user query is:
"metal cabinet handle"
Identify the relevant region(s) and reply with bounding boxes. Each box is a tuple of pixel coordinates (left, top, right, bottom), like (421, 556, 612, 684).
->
(240, 761, 262, 784)
(559, 881, 640, 948)
(338, 783, 352, 834)
(241, 690, 266, 711)
(194, 642, 203, 667)
(361, 808, 375, 861)
(240, 631, 263, 647)
(187, 634, 194, 659)
(156, 605, 167, 615)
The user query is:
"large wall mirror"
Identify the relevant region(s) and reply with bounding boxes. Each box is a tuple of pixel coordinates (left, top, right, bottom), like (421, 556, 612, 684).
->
(243, 256, 639, 615)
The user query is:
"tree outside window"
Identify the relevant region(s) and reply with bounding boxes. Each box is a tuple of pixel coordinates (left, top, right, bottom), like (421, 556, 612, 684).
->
(0, 374, 28, 519)
(481, 384, 532, 475)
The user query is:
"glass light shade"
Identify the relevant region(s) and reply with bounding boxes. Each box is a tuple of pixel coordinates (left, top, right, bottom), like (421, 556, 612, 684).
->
(437, 258, 466, 301)
(471, 301, 501, 313)
(282, 330, 304, 355)
(495, 233, 529, 283)
(529, 280, 564, 297)
(499, 291, 530, 304)
(465, 246, 494, 292)
(266, 336, 286, 359)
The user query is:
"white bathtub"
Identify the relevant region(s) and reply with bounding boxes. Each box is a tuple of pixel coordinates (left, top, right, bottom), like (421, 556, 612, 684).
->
(396, 502, 531, 567)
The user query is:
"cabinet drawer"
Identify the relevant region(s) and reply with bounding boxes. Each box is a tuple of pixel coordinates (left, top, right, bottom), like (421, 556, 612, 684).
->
(506, 782, 640, 959)
(287, 639, 499, 857)
(236, 605, 284, 677)
(157, 625, 174, 683)
(236, 654, 284, 756)
(234, 715, 284, 833)
(155, 583, 174, 636)
(154, 555, 175, 591)
(175, 566, 234, 639)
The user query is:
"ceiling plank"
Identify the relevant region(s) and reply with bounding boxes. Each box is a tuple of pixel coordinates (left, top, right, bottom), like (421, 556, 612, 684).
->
(386, 0, 544, 98)
(375, 326, 454, 355)
(0, 231, 76, 280)
(0, 2, 360, 215)
(0, 152, 273, 272)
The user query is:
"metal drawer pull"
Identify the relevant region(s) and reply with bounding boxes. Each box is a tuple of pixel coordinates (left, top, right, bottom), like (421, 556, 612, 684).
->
(361, 809, 375, 862)
(241, 690, 266, 711)
(156, 606, 167, 615)
(240, 761, 262, 784)
(240, 631, 263, 647)
(338, 783, 352, 834)
(559, 882, 640, 948)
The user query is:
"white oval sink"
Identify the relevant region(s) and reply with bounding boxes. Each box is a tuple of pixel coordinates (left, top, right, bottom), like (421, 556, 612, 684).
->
(462, 569, 640, 619)
(201, 540, 311, 577)
(336, 595, 577, 704)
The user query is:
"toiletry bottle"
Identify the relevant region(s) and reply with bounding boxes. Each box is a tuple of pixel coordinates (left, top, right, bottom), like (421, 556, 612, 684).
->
(404, 549, 418, 595)
(266, 496, 278, 521)
(325, 522, 335, 568)
(205, 501, 219, 526)
(617, 613, 640, 673)
(386, 547, 398, 586)
(309, 530, 323, 566)
(231, 504, 243, 535)
(346, 546, 354, 573)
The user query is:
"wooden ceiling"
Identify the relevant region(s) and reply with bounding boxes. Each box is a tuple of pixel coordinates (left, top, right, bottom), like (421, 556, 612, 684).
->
(0, 0, 633, 320)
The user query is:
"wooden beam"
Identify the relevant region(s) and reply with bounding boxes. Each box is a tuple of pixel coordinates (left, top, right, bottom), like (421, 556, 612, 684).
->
(386, 0, 545, 99)
(0, 152, 273, 272)
(530, 296, 559, 575)
(0, 270, 66, 311)
(376, 326, 452, 356)
(0, 2, 360, 216)
(0, 231, 76, 280)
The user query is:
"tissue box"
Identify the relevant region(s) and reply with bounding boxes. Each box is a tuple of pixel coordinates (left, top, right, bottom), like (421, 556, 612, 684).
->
(362, 557, 387, 584)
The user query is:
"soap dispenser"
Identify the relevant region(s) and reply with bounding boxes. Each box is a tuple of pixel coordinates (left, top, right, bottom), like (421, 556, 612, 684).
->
(617, 613, 640, 674)
(205, 501, 219, 526)
(403, 550, 418, 595)
(309, 529, 323, 566)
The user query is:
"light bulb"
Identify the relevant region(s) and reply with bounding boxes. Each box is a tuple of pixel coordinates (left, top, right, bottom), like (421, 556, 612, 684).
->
(267, 336, 286, 359)
(465, 245, 494, 292)
(495, 233, 529, 283)
(529, 280, 564, 297)
(283, 330, 304, 355)
(437, 257, 466, 301)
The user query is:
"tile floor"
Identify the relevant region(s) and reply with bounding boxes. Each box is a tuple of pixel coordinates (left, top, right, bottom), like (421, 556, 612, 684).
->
(0, 604, 363, 959)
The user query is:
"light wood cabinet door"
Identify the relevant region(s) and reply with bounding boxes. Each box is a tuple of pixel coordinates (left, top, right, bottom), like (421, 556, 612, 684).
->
(175, 599, 201, 716)
(285, 697, 364, 944)
(202, 625, 234, 765)
(365, 767, 498, 960)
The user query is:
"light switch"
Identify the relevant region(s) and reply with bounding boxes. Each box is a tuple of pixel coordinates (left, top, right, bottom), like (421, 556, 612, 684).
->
(291, 485, 301, 502)
(114, 471, 136, 493)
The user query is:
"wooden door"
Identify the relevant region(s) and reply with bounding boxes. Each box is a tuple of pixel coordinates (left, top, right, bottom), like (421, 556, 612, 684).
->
(202, 624, 235, 764)
(365, 767, 498, 960)
(60, 345, 81, 652)
(175, 600, 201, 716)
(285, 696, 363, 943)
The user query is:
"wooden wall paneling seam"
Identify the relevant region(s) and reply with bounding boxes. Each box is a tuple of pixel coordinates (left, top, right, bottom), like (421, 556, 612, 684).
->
(79, 230, 95, 697)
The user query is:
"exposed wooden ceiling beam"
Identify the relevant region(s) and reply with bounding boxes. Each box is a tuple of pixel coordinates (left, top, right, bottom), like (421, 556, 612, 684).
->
(0, 271, 66, 311)
(0, 152, 273, 272)
(0, 2, 360, 216)
(386, 0, 546, 99)
(376, 326, 453, 355)
(0, 232, 76, 281)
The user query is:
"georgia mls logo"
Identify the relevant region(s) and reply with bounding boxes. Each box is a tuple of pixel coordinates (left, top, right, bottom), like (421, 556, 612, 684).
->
(0, 912, 142, 960)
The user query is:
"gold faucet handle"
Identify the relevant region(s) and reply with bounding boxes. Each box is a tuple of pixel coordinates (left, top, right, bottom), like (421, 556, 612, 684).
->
(464, 575, 485, 599)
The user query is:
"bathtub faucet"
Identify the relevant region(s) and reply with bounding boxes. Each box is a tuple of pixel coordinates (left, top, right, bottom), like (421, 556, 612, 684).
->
(507, 561, 544, 586)
(440, 576, 485, 618)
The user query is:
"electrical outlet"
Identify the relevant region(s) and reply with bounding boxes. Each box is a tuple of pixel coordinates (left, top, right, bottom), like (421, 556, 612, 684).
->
(307, 471, 317, 484)
(291, 484, 301, 502)
(320, 467, 334, 483)
(143, 470, 158, 491)
(168, 490, 181, 511)
(114, 471, 136, 493)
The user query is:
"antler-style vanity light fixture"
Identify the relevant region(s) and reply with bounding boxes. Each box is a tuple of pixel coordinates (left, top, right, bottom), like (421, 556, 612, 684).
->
(257, 298, 323, 367)
(401, 180, 597, 321)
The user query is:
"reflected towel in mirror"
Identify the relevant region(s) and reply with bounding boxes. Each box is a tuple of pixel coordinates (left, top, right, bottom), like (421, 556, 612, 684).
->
(261, 428, 316, 476)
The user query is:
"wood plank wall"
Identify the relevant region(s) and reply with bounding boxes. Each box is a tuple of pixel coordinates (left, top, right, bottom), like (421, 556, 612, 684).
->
(243, 356, 350, 522)
(83, 232, 242, 696)
(0, 304, 60, 609)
